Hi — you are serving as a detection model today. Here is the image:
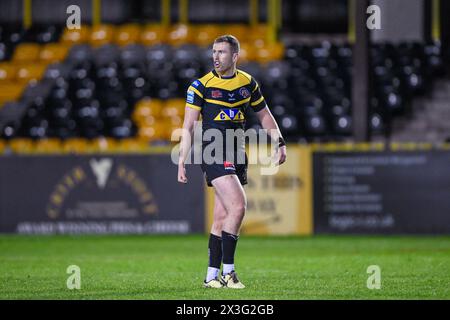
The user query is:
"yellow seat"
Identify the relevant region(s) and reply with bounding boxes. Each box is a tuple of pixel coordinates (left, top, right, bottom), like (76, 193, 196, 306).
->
(141, 24, 168, 46)
(194, 24, 223, 47)
(39, 44, 70, 63)
(167, 24, 194, 46)
(12, 43, 41, 63)
(0, 63, 17, 82)
(133, 114, 157, 128)
(16, 64, 47, 85)
(34, 138, 62, 153)
(89, 24, 115, 47)
(115, 24, 141, 46)
(162, 98, 185, 118)
(165, 116, 184, 142)
(249, 24, 268, 44)
(224, 24, 249, 43)
(8, 138, 35, 154)
(238, 42, 256, 63)
(0, 82, 24, 106)
(134, 98, 163, 120)
(116, 138, 149, 153)
(61, 25, 91, 44)
(138, 122, 167, 141)
(255, 42, 285, 64)
(0, 139, 5, 153)
(62, 138, 89, 154)
(89, 137, 118, 152)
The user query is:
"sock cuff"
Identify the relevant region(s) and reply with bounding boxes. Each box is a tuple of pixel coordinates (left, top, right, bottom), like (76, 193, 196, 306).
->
(222, 230, 239, 240)
(210, 233, 222, 241)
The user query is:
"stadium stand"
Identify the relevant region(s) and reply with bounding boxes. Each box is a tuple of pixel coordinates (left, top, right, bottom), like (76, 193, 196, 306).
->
(0, 21, 446, 153)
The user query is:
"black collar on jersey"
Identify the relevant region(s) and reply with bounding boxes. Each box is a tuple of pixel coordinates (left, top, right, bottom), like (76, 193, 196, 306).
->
(212, 69, 237, 79)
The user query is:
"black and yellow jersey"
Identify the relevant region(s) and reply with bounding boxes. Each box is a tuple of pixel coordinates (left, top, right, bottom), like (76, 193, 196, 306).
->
(185, 69, 267, 133)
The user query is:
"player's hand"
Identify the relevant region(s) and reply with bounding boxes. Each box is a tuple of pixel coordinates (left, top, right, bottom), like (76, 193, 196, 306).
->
(278, 145, 287, 165)
(178, 164, 188, 183)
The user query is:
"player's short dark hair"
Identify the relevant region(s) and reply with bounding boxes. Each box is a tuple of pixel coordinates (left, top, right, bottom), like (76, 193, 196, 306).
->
(213, 35, 240, 53)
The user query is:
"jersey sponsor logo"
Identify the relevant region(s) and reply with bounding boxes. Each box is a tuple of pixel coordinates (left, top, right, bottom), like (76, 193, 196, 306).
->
(213, 108, 245, 121)
(211, 90, 223, 98)
(224, 161, 236, 171)
(228, 93, 235, 101)
(239, 87, 250, 98)
(192, 80, 200, 87)
(187, 90, 194, 104)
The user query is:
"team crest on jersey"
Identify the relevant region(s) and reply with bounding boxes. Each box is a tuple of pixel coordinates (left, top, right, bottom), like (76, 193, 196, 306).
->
(214, 108, 245, 121)
(239, 87, 250, 98)
(211, 90, 223, 98)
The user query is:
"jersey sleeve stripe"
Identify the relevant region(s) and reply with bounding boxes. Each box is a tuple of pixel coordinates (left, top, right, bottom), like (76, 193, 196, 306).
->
(186, 103, 202, 110)
(188, 86, 204, 98)
(251, 96, 264, 106)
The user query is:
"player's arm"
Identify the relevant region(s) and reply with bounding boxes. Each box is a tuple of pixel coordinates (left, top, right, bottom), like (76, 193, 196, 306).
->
(255, 106, 287, 165)
(178, 81, 204, 183)
(249, 77, 287, 165)
(178, 107, 200, 183)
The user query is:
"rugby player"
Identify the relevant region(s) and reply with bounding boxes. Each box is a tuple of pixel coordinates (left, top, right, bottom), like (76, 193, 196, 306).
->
(178, 35, 287, 289)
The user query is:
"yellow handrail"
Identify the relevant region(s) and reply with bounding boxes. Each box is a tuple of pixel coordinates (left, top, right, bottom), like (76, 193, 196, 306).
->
(179, 0, 188, 24)
(162, 0, 171, 26)
(432, 0, 441, 41)
(92, 0, 101, 26)
(250, 0, 258, 27)
(23, 0, 32, 29)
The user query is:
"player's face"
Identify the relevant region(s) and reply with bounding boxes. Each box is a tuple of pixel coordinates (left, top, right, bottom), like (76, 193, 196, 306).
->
(212, 42, 238, 74)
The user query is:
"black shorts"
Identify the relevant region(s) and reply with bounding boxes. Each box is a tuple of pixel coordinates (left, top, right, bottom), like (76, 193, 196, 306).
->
(201, 160, 248, 187)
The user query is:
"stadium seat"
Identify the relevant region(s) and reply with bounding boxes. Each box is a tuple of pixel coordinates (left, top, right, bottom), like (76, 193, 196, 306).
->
(0, 42, 7, 61)
(194, 24, 222, 47)
(238, 43, 256, 63)
(39, 43, 70, 63)
(23, 24, 62, 44)
(34, 138, 62, 153)
(141, 24, 167, 46)
(0, 82, 24, 106)
(90, 137, 118, 152)
(0, 139, 5, 153)
(249, 24, 268, 44)
(115, 24, 141, 47)
(0, 63, 17, 82)
(163, 99, 186, 118)
(116, 138, 149, 152)
(120, 44, 146, 66)
(16, 64, 47, 85)
(137, 122, 167, 141)
(61, 25, 91, 44)
(8, 138, 35, 153)
(89, 25, 115, 47)
(12, 43, 41, 63)
(62, 138, 89, 153)
(167, 24, 194, 46)
(134, 98, 163, 119)
(225, 24, 249, 43)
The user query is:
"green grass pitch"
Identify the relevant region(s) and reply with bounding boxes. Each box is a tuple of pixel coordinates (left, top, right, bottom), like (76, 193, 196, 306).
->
(0, 235, 449, 299)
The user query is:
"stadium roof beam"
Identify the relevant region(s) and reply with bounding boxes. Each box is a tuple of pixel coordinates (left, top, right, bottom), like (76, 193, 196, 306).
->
(352, 0, 371, 142)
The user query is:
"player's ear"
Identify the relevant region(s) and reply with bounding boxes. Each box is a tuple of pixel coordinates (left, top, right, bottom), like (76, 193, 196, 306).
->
(232, 52, 239, 63)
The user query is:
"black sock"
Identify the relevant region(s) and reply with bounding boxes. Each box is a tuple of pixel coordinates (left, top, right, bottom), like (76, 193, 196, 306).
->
(222, 230, 239, 265)
(208, 233, 222, 269)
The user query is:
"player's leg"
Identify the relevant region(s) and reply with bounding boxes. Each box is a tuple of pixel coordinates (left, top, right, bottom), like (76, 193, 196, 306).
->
(212, 174, 246, 289)
(213, 175, 246, 234)
(204, 192, 227, 288)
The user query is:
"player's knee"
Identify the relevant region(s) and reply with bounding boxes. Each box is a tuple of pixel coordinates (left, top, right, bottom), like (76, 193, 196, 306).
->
(232, 200, 246, 217)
